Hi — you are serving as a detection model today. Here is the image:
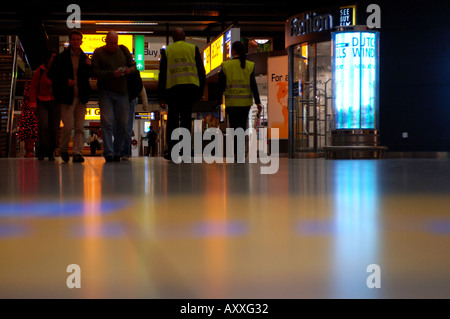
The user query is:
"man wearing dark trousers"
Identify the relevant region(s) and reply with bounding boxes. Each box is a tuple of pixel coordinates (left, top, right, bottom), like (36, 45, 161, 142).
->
(158, 27, 206, 161)
(92, 30, 136, 163)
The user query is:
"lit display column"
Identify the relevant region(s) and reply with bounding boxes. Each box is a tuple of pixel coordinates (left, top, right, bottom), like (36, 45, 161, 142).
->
(331, 28, 380, 147)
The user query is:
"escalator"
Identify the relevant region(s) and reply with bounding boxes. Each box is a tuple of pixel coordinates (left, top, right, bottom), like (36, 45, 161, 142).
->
(0, 47, 14, 157)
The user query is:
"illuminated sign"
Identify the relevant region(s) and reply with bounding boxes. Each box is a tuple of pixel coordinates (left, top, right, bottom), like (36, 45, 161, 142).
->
(210, 35, 224, 71)
(225, 40, 232, 61)
(203, 46, 211, 75)
(135, 35, 145, 71)
(225, 29, 232, 60)
(289, 12, 333, 38)
(285, 9, 336, 48)
(201, 27, 240, 76)
(140, 70, 159, 80)
(85, 107, 100, 120)
(332, 31, 379, 129)
(81, 34, 133, 53)
(135, 112, 155, 120)
(339, 6, 356, 26)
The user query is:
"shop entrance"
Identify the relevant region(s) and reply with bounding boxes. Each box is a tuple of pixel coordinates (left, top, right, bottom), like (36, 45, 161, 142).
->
(292, 41, 332, 155)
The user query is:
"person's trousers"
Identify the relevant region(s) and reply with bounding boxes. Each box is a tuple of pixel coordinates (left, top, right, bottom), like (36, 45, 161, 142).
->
(37, 100, 60, 156)
(148, 141, 156, 157)
(165, 85, 200, 157)
(60, 98, 86, 155)
(226, 106, 251, 160)
(122, 99, 136, 158)
(99, 90, 129, 158)
(166, 102, 193, 155)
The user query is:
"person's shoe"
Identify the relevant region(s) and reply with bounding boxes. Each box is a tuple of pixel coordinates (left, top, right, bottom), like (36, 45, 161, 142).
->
(121, 156, 129, 161)
(105, 155, 114, 163)
(113, 155, 121, 162)
(73, 154, 85, 163)
(61, 152, 70, 162)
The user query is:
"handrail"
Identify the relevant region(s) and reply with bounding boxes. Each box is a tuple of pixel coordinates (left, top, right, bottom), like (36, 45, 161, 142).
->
(6, 35, 18, 135)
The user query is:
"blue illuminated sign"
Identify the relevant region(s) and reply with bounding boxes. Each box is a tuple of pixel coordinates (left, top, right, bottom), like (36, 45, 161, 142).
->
(225, 29, 232, 43)
(332, 31, 379, 129)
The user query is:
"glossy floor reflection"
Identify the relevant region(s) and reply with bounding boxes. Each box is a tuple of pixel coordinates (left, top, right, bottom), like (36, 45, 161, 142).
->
(1, 157, 449, 298)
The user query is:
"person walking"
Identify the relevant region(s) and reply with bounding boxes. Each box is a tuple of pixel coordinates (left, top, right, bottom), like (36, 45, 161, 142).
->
(29, 50, 59, 161)
(217, 41, 262, 162)
(158, 27, 206, 161)
(92, 30, 136, 162)
(48, 30, 92, 163)
(122, 85, 148, 160)
(87, 130, 100, 156)
(146, 126, 157, 157)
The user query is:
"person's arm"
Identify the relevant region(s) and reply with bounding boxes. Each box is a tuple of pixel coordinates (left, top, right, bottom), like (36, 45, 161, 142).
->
(195, 46, 206, 95)
(82, 52, 94, 78)
(29, 68, 41, 108)
(158, 49, 167, 107)
(121, 45, 137, 74)
(140, 87, 149, 111)
(250, 70, 262, 113)
(216, 66, 227, 106)
(47, 54, 66, 96)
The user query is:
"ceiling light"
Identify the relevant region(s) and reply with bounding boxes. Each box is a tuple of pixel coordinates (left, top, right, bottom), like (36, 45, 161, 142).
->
(96, 30, 154, 34)
(95, 21, 158, 26)
(254, 39, 269, 44)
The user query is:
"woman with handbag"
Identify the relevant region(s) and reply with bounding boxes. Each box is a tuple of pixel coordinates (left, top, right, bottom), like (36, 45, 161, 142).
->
(29, 50, 59, 161)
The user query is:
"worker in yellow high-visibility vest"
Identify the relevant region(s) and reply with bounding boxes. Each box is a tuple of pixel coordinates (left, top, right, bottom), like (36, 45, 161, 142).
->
(218, 41, 262, 161)
(158, 27, 206, 161)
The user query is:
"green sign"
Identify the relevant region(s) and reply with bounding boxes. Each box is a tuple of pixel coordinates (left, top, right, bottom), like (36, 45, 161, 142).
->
(135, 35, 145, 71)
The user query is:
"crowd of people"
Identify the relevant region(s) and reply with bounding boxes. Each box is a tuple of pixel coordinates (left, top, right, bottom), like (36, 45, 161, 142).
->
(28, 27, 261, 163)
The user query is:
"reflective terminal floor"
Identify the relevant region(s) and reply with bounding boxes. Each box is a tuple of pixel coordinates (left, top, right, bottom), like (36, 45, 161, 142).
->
(0, 157, 449, 299)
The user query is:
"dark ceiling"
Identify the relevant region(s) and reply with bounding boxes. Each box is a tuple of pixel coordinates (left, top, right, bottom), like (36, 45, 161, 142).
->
(2, 0, 351, 37)
(1, 0, 350, 68)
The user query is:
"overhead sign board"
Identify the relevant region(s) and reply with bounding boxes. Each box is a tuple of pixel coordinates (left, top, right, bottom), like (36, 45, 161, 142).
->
(81, 34, 133, 54)
(210, 35, 224, 71)
(85, 107, 100, 120)
(201, 27, 240, 77)
(134, 35, 145, 71)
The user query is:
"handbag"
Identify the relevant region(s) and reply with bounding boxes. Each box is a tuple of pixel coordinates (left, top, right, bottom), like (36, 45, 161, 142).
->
(119, 45, 143, 101)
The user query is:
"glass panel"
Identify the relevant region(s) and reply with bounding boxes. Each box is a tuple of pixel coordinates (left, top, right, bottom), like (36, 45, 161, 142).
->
(292, 41, 332, 153)
(316, 41, 332, 148)
(293, 43, 315, 152)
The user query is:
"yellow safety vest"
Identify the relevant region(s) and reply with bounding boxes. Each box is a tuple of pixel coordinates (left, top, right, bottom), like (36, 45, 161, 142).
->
(222, 59, 255, 107)
(165, 41, 200, 89)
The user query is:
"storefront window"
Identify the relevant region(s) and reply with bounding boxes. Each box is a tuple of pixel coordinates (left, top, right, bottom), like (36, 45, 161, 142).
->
(292, 41, 332, 153)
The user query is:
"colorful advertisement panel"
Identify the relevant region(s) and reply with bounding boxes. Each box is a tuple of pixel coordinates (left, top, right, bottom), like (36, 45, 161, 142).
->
(268, 55, 289, 139)
(81, 34, 133, 54)
(203, 46, 211, 75)
(332, 31, 379, 129)
(210, 35, 224, 71)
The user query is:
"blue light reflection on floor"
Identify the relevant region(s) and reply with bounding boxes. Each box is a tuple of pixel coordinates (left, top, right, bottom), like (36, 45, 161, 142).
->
(0, 200, 131, 218)
(427, 220, 450, 235)
(69, 220, 249, 239)
(296, 221, 336, 235)
(0, 224, 29, 238)
(192, 221, 248, 238)
(69, 222, 128, 238)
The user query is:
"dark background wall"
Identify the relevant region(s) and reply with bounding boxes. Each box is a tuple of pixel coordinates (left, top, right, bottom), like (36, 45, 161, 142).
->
(377, 0, 450, 151)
